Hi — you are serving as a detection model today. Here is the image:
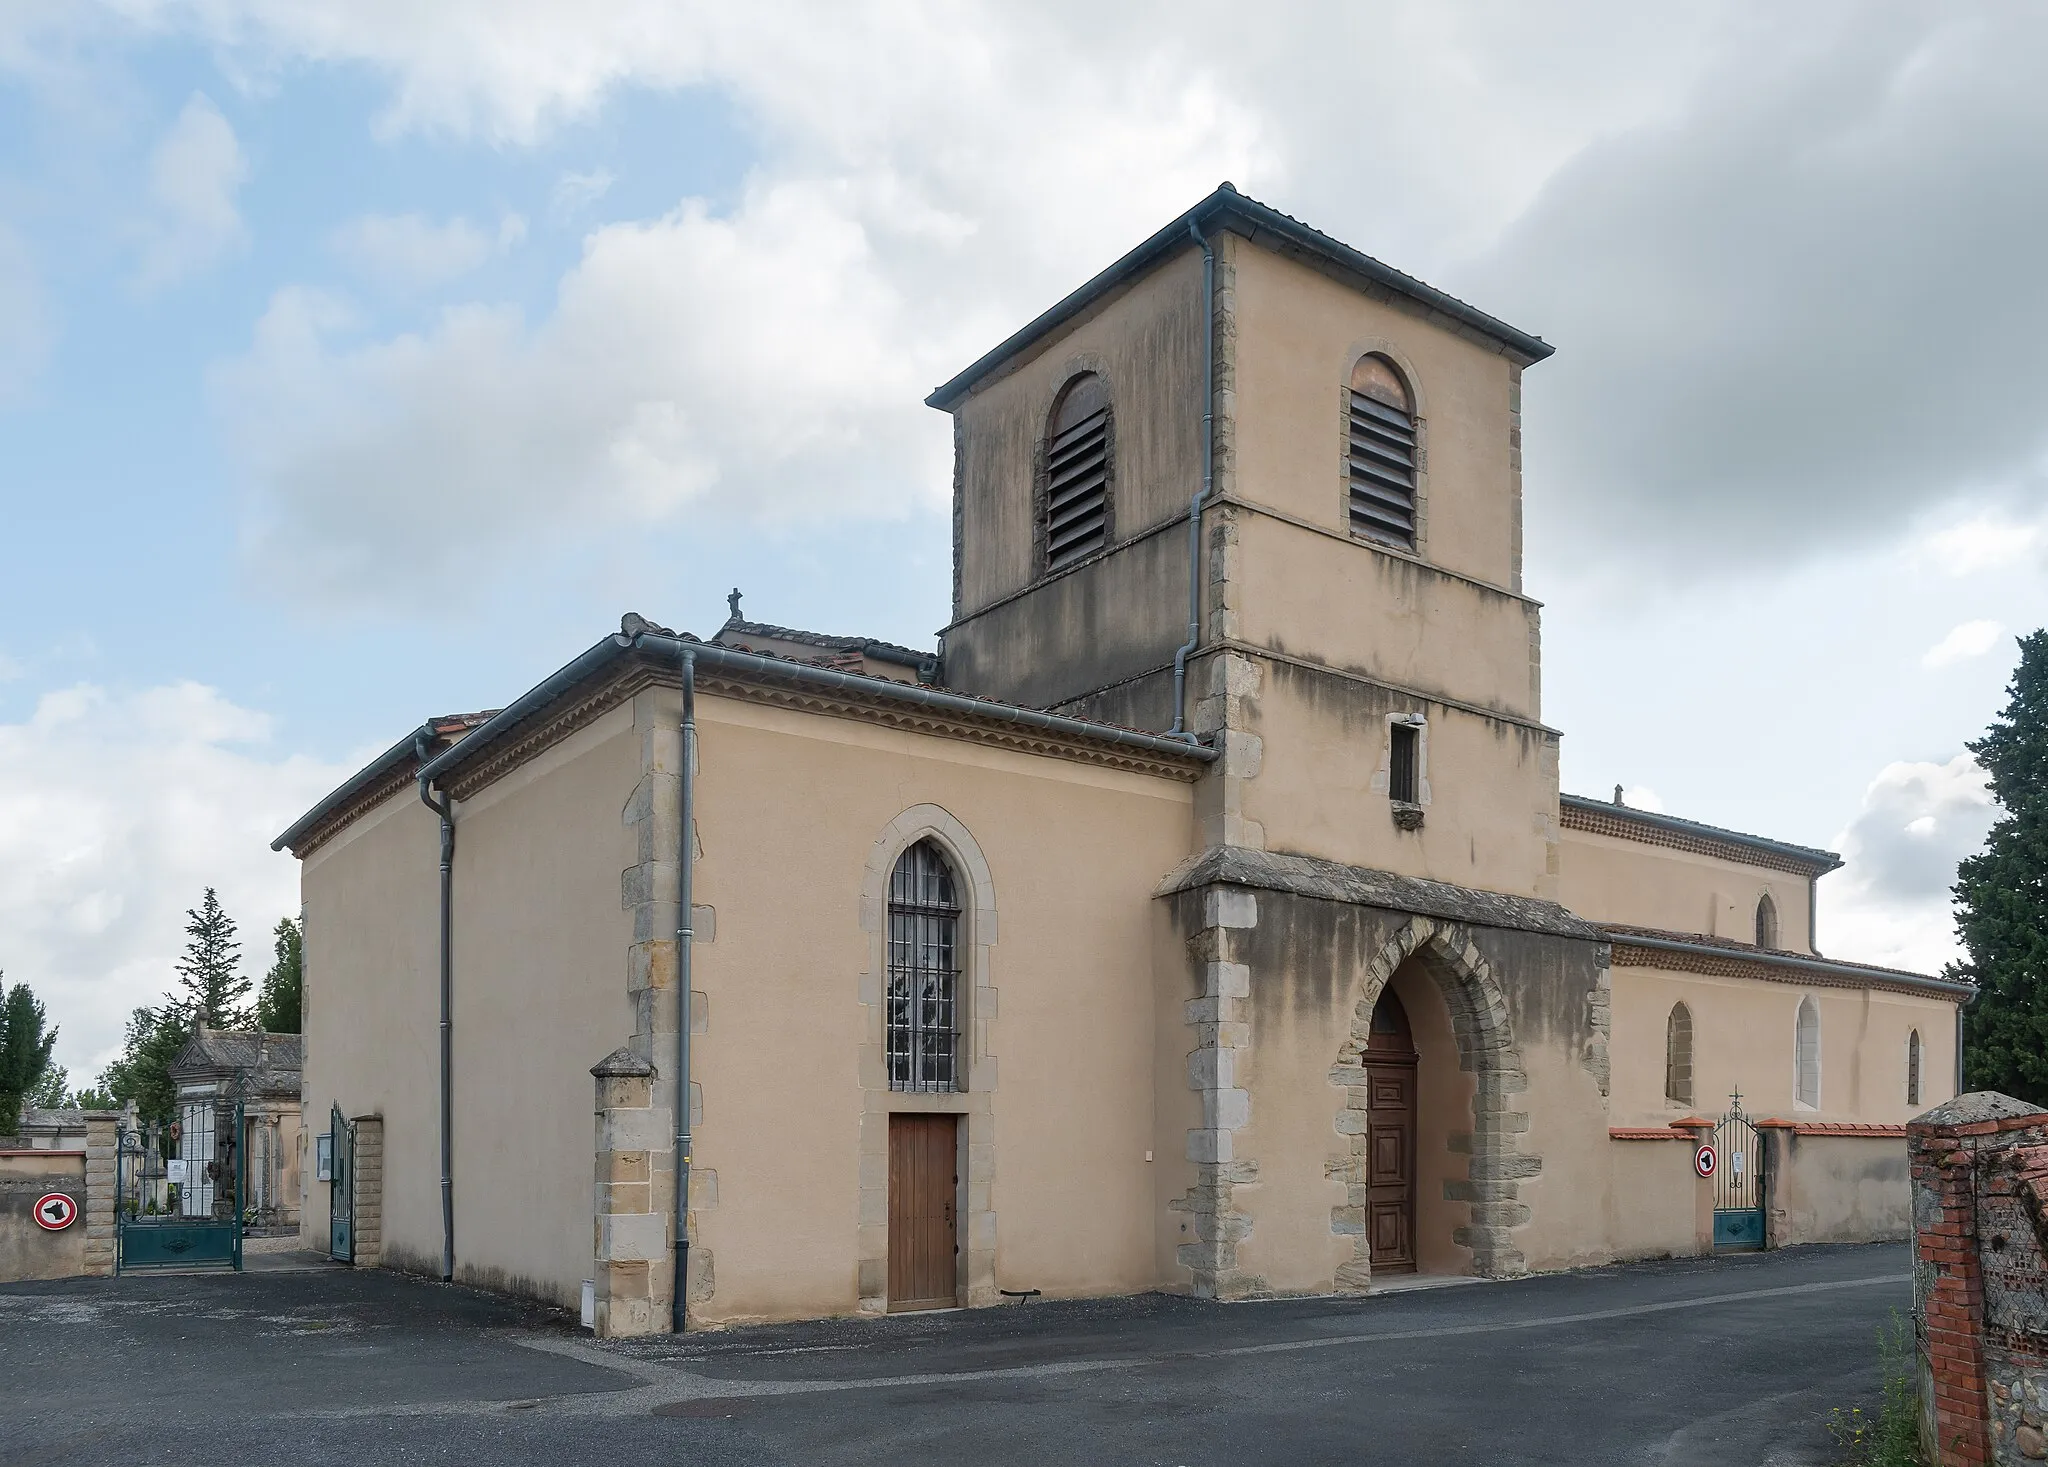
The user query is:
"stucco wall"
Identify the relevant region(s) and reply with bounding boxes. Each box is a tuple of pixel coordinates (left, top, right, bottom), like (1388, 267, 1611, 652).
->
(1766, 1131, 1911, 1245)
(1228, 239, 1521, 591)
(445, 706, 639, 1304)
(1608, 967, 1958, 1125)
(685, 695, 1196, 1323)
(297, 790, 441, 1262)
(1558, 826, 1815, 952)
(0, 1151, 86, 1281)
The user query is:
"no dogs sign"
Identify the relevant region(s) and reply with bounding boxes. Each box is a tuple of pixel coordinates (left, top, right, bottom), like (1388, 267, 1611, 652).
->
(1694, 1143, 1718, 1179)
(34, 1193, 78, 1230)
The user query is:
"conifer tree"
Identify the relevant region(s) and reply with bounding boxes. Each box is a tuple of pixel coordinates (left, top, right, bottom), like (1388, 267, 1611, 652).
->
(0, 978, 59, 1136)
(97, 1004, 191, 1132)
(174, 888, 250, 1029)
(257, 916, 302, 1033)
(1953, 629, 2048, 1105)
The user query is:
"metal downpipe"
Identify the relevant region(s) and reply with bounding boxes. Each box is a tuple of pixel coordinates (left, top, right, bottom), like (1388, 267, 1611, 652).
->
(1169, 217, 1215, 741)
(673, 649, 697, 1333)
(413, 729, 456, 1283)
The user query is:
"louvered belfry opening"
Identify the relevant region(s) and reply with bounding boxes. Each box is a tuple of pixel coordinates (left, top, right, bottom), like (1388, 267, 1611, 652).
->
(1348, 354, 1418, 549)
(1043, 372, 1111, 571)
(887, 839, 962, 1093)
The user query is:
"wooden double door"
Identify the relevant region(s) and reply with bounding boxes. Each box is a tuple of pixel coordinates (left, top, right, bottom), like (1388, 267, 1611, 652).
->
(888, 1114, 959, 1311)
(1365, 989, 1418, 1274)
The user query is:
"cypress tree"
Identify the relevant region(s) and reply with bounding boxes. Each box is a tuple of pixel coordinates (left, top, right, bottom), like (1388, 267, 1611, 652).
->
(0, 978, 60, 1136)
(1954, 629, 2048, 1105)
(174, 888, 250, 1029)
(257, 916, 302, 1033)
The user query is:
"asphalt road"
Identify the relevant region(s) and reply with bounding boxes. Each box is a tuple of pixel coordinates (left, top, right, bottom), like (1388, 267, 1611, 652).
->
(0, 1243, 1910, 1465)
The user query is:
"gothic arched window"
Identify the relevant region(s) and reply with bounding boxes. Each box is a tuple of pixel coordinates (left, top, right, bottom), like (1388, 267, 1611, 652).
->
(887, 839, 962, 1093)
(1348, 354, 1418, 550)
(1664, 1002, 1695, 1108)
(1043, 373, 1112, 571)
(1755, 892, 1780, 950)
(1795, 996, 1821, 1110)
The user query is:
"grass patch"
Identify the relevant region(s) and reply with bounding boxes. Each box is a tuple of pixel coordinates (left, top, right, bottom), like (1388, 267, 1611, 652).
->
(1826, 1311, 1924, 1467)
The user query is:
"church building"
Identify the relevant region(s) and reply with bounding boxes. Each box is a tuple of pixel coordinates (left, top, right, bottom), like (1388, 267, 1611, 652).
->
(275, 185, 1969, 1333)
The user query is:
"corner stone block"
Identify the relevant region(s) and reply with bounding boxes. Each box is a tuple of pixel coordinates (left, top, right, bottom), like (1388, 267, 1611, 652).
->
(601, 1212, 670, 1263)
(1204, 889, 1258, 931)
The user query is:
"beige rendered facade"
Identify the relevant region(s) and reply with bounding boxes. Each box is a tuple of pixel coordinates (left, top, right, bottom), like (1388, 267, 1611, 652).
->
(278, 186, 1967, 1329)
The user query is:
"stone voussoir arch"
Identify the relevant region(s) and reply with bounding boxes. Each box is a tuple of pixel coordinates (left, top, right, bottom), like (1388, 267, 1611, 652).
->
(1328, 914, 1536, 1288)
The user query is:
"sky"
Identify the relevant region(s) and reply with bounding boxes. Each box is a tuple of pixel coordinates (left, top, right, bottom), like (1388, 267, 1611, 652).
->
(2, 1, 2043, 1083)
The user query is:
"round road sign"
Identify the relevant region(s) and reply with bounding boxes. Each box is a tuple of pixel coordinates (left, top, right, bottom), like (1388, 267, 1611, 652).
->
(34, 1192, 78, 1230)
(1694, 1143, 1718, 1180)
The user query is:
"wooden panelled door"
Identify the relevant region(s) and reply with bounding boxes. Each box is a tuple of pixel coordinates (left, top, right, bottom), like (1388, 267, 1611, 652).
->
(1365, 988, 1419, 1274)
(888, 1114, 959, 1311)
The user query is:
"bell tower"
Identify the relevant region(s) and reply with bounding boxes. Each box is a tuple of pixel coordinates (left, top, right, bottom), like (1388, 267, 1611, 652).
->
(930, 186, 1563, 899)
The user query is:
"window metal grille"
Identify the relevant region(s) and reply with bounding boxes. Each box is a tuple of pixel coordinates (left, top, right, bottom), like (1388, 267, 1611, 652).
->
(180, 1100, 216, 1217)
(1795, 998, 1821, 1109)
(1046, 376, 1110, 570)
(887, 840, 962, 1093)
(1907, 1030, 1922, 1106)
(1389, 722, 1419, 805)
(1348, 374, 1418, 550)
(1664, 1003, 1694, 1107)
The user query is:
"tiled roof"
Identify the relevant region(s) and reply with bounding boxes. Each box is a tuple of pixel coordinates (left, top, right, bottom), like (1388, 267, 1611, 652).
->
(1560, 794, 1842, 877)
(170, 1028, 304, 1076)
(713, 617, 933, 670)
(1603, 923, 1968, 999)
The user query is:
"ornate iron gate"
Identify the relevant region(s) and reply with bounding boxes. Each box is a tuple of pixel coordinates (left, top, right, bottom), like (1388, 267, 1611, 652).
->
(1711, 1100, 1766, 1250)
(115, 1090, 243, 1274)
(329, 1103, 354, 1263)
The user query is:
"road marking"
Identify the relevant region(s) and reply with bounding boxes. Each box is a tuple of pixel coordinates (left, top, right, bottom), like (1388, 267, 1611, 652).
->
(303, 1270, 1907, 1421)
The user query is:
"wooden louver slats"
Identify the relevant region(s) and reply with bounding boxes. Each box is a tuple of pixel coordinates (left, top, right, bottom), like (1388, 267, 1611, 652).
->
(1349, 390, 1417, 548)
(1045, 407, 1109, 568)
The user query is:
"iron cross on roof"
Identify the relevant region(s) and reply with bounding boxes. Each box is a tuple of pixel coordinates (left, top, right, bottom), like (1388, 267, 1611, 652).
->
(727, 588, 743, 620)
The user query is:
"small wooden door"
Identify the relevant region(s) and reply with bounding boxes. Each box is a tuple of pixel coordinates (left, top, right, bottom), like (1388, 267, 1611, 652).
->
(888, 1114, 959, 1311)
(1365, 990, 1418, 1274)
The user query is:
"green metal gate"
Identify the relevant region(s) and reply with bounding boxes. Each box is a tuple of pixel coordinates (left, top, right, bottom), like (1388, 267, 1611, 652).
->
(115, 1092, 243, 1274)
(329, 1103, 354, 1263)
(1711, 1100, 1767, 1250)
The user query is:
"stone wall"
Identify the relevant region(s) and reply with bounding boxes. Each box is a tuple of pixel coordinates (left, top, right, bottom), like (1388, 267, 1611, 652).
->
(1909, 1092, 2048, 1465)
(351, 1115, 384, 1269)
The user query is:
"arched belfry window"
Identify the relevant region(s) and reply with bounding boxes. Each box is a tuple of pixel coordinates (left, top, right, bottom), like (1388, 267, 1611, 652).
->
(1348, 354, 1418, 550)
(1043, 373, 1111, 571)
(1664, 1002, 1694, 1108)
(1907, 1029, 1923, 1107)
(1754, 892, 1779, 950)
(887, 839, 962, 1093)
(1795, 996, 1821, 1109)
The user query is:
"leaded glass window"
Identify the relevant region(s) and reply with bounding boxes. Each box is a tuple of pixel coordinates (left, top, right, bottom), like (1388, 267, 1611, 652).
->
(887, 840, 961, 1093)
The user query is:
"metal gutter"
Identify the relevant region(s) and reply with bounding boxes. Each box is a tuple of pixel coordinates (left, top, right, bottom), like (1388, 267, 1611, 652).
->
(926, 183, 1553, 411)
(673, 648, 696, 1333)
(1608, 931, 1977, 1000)
(1560, 793, 1843, 874)
(413, 731, 456, 1283)
(1168, 216, 1215, 742)
(418, 628, 1216, 791)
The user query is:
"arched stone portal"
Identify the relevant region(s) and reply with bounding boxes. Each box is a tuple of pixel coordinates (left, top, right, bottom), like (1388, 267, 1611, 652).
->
(1329, 915, 1538, 1286)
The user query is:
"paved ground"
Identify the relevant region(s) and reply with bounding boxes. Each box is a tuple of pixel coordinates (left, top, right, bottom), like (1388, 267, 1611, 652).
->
(0, 1243, 1909, 1465)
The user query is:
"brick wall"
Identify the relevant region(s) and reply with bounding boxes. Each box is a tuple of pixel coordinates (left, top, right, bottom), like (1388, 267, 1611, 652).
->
(1909, 1092, 2048, 1465)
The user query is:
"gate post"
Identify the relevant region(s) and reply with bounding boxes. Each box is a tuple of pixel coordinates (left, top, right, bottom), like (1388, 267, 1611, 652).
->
(81, 1111, 119, 1277)
(351, 1116, 383, 1269)
(591, 1048, 665, 1337)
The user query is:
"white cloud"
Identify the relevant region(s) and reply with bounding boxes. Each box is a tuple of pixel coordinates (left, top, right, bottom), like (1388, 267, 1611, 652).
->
(1823, 754, 1994, 974)
(331, 211, 526, 291)
(1922, 619, 2006, 669)
(0, 682, 349, 1079)
(550, 168, 614, 220)
(135, 92, 248, 289)
(1918, 506, 2048, 576)
(1618, 785, 1665, 813)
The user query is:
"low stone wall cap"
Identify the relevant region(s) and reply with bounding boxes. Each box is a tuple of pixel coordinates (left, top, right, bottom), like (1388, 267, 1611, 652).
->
(591, 1047, 656, 1078)
(1909, 1091, 2047, 1129)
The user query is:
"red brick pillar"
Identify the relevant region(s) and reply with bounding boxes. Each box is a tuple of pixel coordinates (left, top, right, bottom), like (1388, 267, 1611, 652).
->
(1908, 1093, 2048, 1466)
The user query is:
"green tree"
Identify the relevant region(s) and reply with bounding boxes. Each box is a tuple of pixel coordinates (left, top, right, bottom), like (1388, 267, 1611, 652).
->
(1955, 629, 2048, 1105)
(256, 916, 302, 1033)
(0, 978, 60, 1135)
(175, 888, 250, 1029)
(96, 1004, 192, 1132)
(26, 1064, 69, 1109)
